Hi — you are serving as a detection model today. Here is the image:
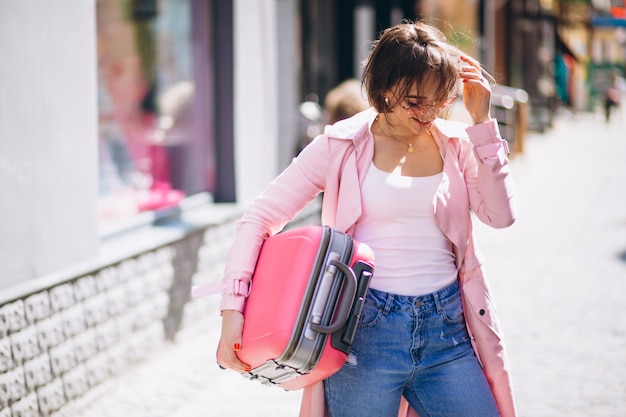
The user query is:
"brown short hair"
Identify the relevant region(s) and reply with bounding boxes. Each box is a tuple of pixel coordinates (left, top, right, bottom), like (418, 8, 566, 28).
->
(362, 21, 462, 113)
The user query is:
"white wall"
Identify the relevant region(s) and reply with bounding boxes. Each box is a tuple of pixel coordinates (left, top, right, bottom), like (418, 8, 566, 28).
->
(0, 0, 98, 287)
(275, 0, 300, 172)
(233, 0, 280, 204)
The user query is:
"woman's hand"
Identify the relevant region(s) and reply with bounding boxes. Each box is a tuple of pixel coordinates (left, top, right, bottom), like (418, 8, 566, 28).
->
(459, 55, 492, 125)
(218, 310, 251, 372)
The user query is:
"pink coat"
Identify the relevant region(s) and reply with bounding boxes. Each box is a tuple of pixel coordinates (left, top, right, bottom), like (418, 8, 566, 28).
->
(221, 108, 518, 417)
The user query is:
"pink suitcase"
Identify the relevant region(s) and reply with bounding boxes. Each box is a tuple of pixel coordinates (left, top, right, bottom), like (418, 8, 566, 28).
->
(226, 225, 374, 390)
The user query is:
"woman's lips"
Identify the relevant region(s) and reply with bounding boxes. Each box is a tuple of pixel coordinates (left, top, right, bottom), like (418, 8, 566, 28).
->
(412, 117, 434, 127)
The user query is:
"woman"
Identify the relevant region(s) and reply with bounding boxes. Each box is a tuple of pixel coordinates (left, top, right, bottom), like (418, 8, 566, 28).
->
(218, 21, 517, 417)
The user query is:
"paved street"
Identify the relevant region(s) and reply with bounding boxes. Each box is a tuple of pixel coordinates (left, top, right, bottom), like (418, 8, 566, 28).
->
(63, 107, 626, 417)
(474, 106, 626, 417)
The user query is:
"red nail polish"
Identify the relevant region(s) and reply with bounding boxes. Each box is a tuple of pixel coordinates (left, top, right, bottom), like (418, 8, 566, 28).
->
(233, 343, 241, 351)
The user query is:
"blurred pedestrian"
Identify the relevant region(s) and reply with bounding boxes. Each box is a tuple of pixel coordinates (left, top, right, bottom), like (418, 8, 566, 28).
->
(604, 70, 623, 123)
(217, 21, 517, 417)
(324, 78, 369, 124)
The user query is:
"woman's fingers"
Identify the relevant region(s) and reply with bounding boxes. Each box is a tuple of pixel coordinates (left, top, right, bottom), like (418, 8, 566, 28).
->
(458, 56, 492, 124)
(219, 310, 251, 372)
(459, 55, 489, 87)
(218, 338, 251, 372)
(460, 54, 480, 67)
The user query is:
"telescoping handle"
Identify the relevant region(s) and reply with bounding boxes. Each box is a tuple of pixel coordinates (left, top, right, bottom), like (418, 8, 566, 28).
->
(308, 259, 357, 334)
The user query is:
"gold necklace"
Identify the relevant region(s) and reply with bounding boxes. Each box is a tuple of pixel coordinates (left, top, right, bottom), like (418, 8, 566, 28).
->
(374, 116, 417, 154)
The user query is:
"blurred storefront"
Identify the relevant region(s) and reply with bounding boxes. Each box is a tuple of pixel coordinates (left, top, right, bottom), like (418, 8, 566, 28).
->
(91, 0, 626, 236)
(0, 1, 296, 415)
(96, 0, 217, 233)
(558, 0, 626, 112)
(504, 0, 560, 131)
(587, 1, 626, 111)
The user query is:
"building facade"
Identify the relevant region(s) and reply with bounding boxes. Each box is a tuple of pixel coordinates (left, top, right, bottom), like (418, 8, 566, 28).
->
(0, 1, 409, 414)
(1, 0, 623, 415)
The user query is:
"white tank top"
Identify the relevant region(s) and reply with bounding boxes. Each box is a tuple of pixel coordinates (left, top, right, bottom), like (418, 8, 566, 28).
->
(353, 163, 457, 296)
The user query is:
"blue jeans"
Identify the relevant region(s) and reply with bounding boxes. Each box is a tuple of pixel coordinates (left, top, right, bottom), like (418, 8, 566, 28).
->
(324, 280, 499, 417)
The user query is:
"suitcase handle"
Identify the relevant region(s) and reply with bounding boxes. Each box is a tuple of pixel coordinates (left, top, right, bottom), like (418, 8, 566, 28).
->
(309, 259, 357, 334)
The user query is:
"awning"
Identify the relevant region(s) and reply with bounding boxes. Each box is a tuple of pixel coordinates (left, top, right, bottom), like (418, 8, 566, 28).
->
(591, 16, 626, 27)
(556, 33, 581, 62)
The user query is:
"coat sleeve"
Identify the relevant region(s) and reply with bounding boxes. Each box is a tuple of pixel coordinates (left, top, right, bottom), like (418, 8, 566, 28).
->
(463, 120, 517, 228)
(220, 134, 330, 311)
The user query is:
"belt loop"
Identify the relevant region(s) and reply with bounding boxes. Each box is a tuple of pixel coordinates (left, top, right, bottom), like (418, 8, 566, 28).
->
(433, 290, 443, 314)
(383, 292, 394, 314)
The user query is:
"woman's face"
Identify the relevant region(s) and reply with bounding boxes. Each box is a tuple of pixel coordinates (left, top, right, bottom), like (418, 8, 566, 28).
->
(388, 74, 458, 135)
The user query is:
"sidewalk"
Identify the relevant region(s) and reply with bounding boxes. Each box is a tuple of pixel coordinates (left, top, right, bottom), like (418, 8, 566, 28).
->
(59, 312, 303, 417)
(475, 107, 626, 417)
(64, 107, 626, 417)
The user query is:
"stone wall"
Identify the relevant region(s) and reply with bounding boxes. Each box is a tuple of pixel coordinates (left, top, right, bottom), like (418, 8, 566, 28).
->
(0, 199, 321, 416)
(0, 247, 174, 417)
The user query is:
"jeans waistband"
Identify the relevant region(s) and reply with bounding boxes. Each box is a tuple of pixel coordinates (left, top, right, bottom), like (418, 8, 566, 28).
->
(367, 279, 460, 314)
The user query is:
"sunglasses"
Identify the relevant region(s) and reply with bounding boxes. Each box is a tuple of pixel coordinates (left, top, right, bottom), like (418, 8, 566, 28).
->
(398, 95, 458, 121)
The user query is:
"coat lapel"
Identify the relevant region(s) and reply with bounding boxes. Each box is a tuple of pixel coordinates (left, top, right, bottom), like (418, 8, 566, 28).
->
(431, 124, 470, 269)
(334, 149, 363, 233)
(325, 110, 376, 234)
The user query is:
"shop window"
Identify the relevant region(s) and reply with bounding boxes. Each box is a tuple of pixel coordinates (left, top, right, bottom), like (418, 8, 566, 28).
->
(96, 0, 214, 233)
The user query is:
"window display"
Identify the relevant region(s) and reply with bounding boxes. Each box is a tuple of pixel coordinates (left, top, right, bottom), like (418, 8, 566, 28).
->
(96, 0, 212, 231)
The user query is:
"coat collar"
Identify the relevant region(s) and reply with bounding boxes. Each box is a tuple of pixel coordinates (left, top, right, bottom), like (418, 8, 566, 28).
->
(323, 107, 378, 145)
(324, 107, 469, 155)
